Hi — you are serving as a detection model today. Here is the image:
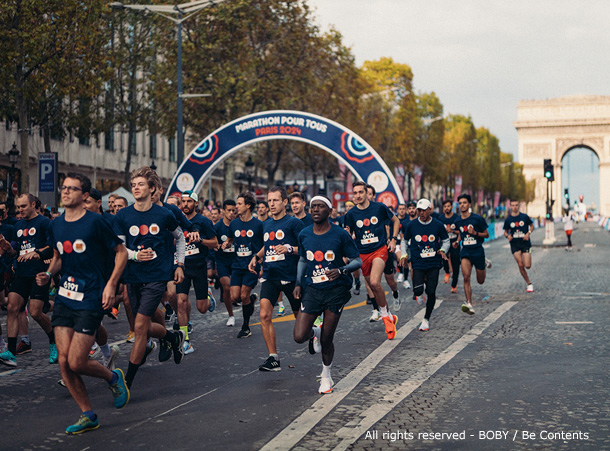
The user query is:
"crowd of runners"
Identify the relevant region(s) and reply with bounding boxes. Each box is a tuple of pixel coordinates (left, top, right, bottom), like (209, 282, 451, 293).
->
(0, 166, 536, 435)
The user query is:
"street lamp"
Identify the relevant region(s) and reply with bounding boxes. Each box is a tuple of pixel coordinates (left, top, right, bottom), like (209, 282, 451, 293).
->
(244, 156, 255, 191)
(110, 1, 226, 168)
(7, 142, 19, 204)
(150, 160, 157, 172)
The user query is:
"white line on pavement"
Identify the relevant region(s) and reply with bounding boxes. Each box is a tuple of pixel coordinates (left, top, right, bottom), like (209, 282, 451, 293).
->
(555, 321, 594, 324)
(259, 304, 437, 451)
(332, 301, 517, 451)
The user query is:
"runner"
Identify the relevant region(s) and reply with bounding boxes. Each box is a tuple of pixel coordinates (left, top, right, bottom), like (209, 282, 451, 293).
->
(0, 194, 56, 367)
(398, 201, 418, 290)
(293, 196, 361, 393)
(343, 201, 361, 295)
(436, 199, 461, 293)
(503, 200, 534, 292)
(214, 199, 237, 326)
(113, 166, 187, 389)
(36, 173, 129, 434)
(0, 202, 14, 355)
(177, 190, 218, 354)
(222, 192, 263, 338)
(249, 187, 303, 371)
(289, 192, 313, 226)
(257, 201, 271, 223)
(454, 194, 489, 315)
(343, 181, 399, 339)
(401, 199, 450, 331)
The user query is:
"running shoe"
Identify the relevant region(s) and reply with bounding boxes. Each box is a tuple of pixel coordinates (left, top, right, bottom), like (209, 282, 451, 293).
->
(308, 328, 321, 355)
(353, 279, 361, 296)
(383, 314, 398, 340)
(443, 273, 450, 284)
(158, 338, 172, 362)
(125, 331, 135, 343)
(403, 280, 411, 289)
(57, 378, 66, 387)
(415, 295, 426, 306)
(313, 315, 324, 328)
(318, 376, 333, 394)
(226, 316, 235, 327)
(0, 350, 17, 367)
(393, 295, 402, 312)
(250, 293, 259, 303)
(208, 289, 216, 312)
(183, 340, 194, 355)
(451, 287, 458, 294)
(237, 328, 252, 339)
(16, 341, 32, 355)
(419, 318, 429, 331)
(106, 345, 120, 371)
(259, 355, 281, 372)
(392, 290, 399, 299)
(369, 309, 381, 322)
(461, 303, 475, 315)
(65, 414, 99, 435)
(140, 340, 157, 365)
(397, 273, 404, 283)
(171, 330, 186, 364)
(164, 304, 174, 322)
(49, 286, 58, 297)
(526, 284, 534, 293)
(173, 319, 180, 331)
(49, 343, 58, 364)
(109, 368, 130, 409)
(89, 345, 101, 360)
(277, 304, 286, 316)
(108, 306, 119, 320)
(187, 322, 193, 334)
(485, 258, 492, 269)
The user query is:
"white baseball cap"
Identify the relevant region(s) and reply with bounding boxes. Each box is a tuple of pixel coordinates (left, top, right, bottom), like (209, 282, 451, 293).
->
(416, 198, 431, 210)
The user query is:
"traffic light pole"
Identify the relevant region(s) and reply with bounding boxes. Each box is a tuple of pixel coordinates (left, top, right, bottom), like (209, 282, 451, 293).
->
(543, 177, 556, 245)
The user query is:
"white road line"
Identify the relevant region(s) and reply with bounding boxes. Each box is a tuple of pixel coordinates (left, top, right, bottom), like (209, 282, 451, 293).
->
(259, 304, 437, 451)
(332, 302, 517, 451)
(555, 321, 594, 324)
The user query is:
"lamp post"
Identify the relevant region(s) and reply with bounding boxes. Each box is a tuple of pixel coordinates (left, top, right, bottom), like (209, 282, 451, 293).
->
(244, 156, 255, 192)
(8, 142, 19, 207)
(150, 160, 157, 172)
(110, 1, 226, 168)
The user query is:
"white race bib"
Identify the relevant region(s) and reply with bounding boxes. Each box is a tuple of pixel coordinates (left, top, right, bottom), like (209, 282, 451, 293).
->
(265, 254, 285, 263)
(312, 274, 329, 284)
(360, 236, 379, 245)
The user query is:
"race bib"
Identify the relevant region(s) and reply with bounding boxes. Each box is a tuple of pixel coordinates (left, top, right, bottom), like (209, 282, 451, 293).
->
(237, 250, 252, 257)
(360, 236, 379, 245)
(185, 244, 200, 256)
(222, 245, 235, 253)
(513, 230, 525, 238)
(420, 249, 436, 258)
(312, 274, 329, 284)
(448, 232, 458, 240)
(19, 247, 35, 256)
(463, 236, 477, 246)
(58, 275, 85, 302)
(265, 254, 285, 263)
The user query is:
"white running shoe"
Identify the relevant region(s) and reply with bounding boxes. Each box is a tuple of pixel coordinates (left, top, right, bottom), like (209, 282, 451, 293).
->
(369, 310, 381, 322)
(485, 258, 492, 269)
(461, 303, 475, 315)
(226, 316, 235, 327)
(526, 284, 534, 293)
(318, 376, 334, 394)
(393, 295, 402, 312)
(397, 273, 404, 283)
(419, 319, 429, 331)
(105, 345, 120, 371)
(403, 280, 411, 289)
(415, 295, 425, 306)
(183, 341, 194, 355)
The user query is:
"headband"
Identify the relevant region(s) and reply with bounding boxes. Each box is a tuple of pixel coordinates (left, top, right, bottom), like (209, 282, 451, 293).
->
(310, 196, 332, 209)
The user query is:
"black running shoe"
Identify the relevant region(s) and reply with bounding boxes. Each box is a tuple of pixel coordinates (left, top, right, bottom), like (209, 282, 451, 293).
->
(393, 290, 399, 299)
(164, 304, 174, 321)
(237, 328, 252, 339)
(171, 330, 186, 364)
(259, 356, 281, 372)
(158, 338, 172, 362)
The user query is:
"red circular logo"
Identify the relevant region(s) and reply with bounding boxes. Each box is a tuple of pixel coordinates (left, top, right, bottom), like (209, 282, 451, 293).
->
(269, 231, 275, 241)
(363, 218, 371, 227)
(139, 225, 149, 235)
(422, 235, 428, 242)
(22, 229, 28, 237)
(63, 240, 73, 253)
(241, 230, 247, 237)
(314, 250, 324, 262)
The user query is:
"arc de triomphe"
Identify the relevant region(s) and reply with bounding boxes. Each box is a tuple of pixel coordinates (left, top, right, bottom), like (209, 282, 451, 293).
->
(514, 95, 610, 218)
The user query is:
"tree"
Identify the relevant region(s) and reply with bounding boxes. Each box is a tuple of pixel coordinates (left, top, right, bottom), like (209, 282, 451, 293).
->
(442, 114, 477, 199)
(413, 92, 444, 198)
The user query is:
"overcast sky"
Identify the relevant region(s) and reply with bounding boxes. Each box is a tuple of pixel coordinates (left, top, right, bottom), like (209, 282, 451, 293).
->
(307, 0, 607, 205)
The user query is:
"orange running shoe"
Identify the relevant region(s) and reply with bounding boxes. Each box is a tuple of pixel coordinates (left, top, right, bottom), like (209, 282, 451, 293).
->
(451, 287, 458, 294)
(383, 314, 398, 340)
(443, 273, 450, 284)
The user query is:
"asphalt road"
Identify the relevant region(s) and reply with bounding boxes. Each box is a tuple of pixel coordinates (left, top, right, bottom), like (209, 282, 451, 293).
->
(1, 220, 608, 450)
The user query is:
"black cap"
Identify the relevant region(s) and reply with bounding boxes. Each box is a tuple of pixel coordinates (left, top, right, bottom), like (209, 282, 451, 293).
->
(89, 188, 102, 201)
(406, 201, 417, 207)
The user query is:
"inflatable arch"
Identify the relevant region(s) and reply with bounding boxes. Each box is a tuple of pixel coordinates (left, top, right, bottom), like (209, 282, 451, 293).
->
(167, 110, 404, 208)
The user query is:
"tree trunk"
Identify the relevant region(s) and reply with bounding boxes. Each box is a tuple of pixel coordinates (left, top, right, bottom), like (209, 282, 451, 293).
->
(17, 76, 29, 195)
(223, 159, 234, 200)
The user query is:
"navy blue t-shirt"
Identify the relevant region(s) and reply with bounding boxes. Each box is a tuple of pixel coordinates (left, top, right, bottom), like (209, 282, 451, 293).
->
(436, 213, 460, 242)
(0, 222, 14, 272)
(164, 202, 192, 232)
(298, 223, 360, 289)
(214, 220, 236, 266)
(114, 204, 180, 283)
(13, 214, 52, 277)
(262, 215, 304, 281)
(296, 213, 313, 227)
(403, 218, 449, 270)
(184, 213, 216, 265)
(51, 211, 122, 311)
(329, 215, 343, 227)
(503, 213, 533, 242)
(229, 217, 264, 271)
(455, 213, 488, 251)
(344, 201, 394, 253)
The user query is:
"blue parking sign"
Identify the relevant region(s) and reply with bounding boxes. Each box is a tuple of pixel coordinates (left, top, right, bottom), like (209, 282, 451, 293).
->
(39, 153, 57, 193)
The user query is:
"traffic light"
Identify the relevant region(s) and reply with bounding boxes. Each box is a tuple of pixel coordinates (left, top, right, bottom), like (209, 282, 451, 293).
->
(543, 159, 554, 181)
(564, 188, 569, 199)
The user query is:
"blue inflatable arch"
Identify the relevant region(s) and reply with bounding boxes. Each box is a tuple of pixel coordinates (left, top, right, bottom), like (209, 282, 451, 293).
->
(167, 110, 404, 207)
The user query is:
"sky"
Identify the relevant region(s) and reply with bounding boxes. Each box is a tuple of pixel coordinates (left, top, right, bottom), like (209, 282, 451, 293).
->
(307, 0, 608, 206)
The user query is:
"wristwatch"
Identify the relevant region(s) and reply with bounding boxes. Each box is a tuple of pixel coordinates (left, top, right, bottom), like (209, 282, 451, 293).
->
(340, 268, 348, 275)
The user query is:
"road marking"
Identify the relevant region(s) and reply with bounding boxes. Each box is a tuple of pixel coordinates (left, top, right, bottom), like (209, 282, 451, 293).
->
(251, 301, 369, 326)
(332, 301, 517, 451)
(0, 369, 22, 377)
(555, 321, 594, 324)
(260, 301, 516, 451)
(584, 243, 596, 248)
(259, 303, 439, 451)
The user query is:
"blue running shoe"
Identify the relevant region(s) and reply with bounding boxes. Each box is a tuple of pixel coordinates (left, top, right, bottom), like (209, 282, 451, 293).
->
(109, 369, 130, 409)
(0, 350, 17, 367)
(49, 343, 58, 364)
(66, 414, 99, 435)
(208, 289, 216, 312)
